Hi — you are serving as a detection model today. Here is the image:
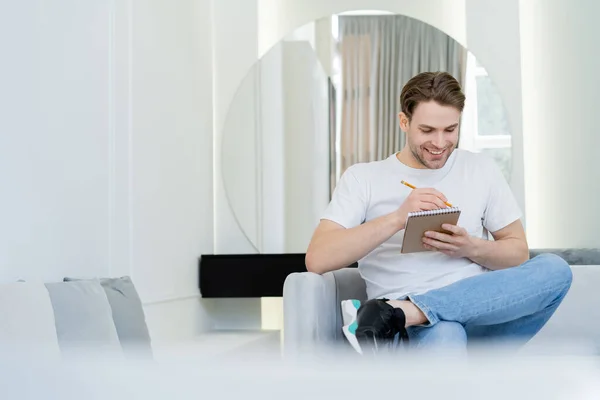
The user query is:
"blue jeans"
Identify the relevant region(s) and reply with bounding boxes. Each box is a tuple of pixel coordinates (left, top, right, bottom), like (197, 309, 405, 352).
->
(402, 253, 573, 352)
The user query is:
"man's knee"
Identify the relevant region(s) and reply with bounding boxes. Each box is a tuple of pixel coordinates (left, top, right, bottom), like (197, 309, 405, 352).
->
(531, 253, 573, 289)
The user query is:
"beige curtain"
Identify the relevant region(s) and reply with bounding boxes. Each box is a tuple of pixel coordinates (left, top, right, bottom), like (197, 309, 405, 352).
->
(337, 15, 467, 176)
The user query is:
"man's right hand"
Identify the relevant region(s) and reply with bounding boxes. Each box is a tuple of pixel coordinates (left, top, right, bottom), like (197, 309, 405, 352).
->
(396, 188, 449, 229)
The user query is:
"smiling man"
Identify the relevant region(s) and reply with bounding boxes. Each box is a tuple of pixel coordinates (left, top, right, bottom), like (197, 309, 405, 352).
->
(305, 71, 572, 352)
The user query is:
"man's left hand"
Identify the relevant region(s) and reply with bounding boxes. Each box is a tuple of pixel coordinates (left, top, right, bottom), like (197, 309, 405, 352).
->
(422, 224, 480, 259)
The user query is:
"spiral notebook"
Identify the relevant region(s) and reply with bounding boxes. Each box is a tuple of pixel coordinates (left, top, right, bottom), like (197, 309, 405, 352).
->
(401, 207, 461, 254)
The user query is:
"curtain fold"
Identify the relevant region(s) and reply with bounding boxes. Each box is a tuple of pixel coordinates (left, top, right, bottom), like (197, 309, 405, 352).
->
(337, 15, 466, 175)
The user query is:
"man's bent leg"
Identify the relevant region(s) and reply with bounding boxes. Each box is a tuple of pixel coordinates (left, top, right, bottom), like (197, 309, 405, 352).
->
(464, 256, 571, 346)
(464, 303, 564, 348)
(406, 254, 572, 344)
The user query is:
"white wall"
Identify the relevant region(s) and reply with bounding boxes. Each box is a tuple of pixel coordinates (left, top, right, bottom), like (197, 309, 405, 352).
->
(284, 21, 316, 48)
(257, 0, 467, 58)
(0, 0, 214, 341)
(212, 0, 260, 255)
(128, 0, 214, 339)
(519, 0, 600, 248)
(0, 0, 112, 283)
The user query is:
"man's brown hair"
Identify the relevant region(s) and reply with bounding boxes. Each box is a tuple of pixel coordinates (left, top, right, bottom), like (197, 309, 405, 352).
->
(399, 71, 465, 121)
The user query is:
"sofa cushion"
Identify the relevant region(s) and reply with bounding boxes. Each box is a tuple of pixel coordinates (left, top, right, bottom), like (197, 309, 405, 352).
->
(528, 265, 600, 353)
(45, 280, 121, 355)
(64, 276, 152, 359)
(529, 248, 600, 265)
(0, 282, 61, 360)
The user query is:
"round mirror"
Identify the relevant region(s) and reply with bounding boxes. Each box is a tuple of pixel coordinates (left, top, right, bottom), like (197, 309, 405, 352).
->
(221, 12, 512, 253)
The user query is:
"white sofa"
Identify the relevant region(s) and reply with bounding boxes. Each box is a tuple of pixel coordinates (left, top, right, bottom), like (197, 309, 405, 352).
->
(282, 249, 600, 357)
(0, 276, 153, 361)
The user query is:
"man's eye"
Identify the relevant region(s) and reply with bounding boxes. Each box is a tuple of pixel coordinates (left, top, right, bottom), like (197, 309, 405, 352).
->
(421, 129, 432, 133)
(446, 128, 456, 132)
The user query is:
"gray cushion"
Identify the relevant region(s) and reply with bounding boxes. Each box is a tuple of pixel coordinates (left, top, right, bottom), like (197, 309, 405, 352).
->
(529, 248, 600, 265)
(64, 276, 153, 359)
(45, 280, 121, 355)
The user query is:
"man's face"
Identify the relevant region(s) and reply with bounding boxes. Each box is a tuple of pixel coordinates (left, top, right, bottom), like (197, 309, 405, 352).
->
(399, 100, 461, 169)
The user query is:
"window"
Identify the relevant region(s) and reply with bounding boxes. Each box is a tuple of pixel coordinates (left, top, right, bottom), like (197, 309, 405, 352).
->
(459, 52, 512, 181)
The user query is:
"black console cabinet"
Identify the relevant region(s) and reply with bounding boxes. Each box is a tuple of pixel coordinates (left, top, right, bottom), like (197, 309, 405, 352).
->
(199, 253, 356, 298)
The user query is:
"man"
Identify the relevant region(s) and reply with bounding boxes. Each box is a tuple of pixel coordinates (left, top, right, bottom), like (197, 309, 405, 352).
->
(305, 71, 572, 351)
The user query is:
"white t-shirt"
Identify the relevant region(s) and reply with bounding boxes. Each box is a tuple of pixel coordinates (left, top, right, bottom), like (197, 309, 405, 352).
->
(320, 149, 523, 300)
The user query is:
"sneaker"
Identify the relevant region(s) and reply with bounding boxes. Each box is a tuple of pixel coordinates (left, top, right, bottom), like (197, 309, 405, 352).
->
(355, 298, 409, 354)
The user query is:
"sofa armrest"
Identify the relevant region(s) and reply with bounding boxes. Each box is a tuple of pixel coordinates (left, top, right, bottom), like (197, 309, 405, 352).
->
(282, 272, 338, 357)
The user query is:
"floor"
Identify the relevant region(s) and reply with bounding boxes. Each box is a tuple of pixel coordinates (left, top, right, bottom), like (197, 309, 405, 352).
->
(152, 329, 282, 361)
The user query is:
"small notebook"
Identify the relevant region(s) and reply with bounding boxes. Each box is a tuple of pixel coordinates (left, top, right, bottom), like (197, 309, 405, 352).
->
(401, 207, 461, 254)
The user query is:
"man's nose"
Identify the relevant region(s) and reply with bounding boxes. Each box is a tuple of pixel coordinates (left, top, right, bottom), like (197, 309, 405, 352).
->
(431, 132, 445, 148)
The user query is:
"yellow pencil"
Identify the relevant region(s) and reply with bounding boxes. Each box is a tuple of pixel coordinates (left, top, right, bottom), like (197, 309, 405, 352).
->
(401, 180, 453, 207)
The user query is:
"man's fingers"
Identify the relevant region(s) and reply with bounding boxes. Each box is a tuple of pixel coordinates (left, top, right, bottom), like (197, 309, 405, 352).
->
(420, 194, 448, 209)
(418, 201, 439, 211)
(441, 224, 466, 235)
(422, 243, 437, 251)
(427, 194, 449, 209)
(424, 230, 455, 243)
(418, 188, 448, 203)
(424, 242, 455, 257)
(423, 238, 457, 252)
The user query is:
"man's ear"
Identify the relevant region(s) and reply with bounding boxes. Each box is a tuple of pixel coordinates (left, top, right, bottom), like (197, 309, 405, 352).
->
(398, 112, 410, 132)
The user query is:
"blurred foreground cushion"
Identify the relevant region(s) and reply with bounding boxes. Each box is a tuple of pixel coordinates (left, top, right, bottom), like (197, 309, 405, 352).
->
(64, 276, 153, 359)
(0, 281, 61, 360)
(45, 279, 121, 356)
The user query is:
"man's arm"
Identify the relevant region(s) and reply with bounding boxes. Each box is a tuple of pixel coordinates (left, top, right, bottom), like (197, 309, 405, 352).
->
(307, 187, 450, 274)
(423, 219, 529, 270)
(470, 154, 528, 269)
(305, 212, 403, 275)
(467, 219, 529, 270)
